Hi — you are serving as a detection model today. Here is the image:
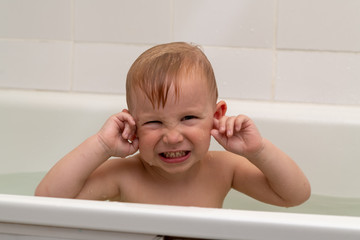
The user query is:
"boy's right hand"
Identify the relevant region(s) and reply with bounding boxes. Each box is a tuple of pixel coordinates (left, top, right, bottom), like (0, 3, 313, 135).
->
(96, 110, 139, 158)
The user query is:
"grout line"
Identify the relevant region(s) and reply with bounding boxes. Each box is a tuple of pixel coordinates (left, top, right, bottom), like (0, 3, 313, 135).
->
(69, 0, 75, 92)
(170, 0, 175, 41)
(276, 48, 360, 55)
(0, 37, 359, 55)
(70, 0, 75, 41)
(0, 38, 72, 44)
(271, 0, 279, 101)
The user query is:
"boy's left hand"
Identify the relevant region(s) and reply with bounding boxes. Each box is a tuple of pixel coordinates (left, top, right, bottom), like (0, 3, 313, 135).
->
(211, 115, 264, 158)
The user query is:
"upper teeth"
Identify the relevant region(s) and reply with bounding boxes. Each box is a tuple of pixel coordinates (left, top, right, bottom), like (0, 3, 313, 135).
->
(163, 151, 186, 158)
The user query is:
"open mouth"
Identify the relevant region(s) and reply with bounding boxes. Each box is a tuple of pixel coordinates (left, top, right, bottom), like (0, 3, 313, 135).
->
(159, 151, 191, 163)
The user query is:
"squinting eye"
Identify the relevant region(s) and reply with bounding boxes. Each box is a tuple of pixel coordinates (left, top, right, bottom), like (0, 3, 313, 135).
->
(182, 115, 197, 121)
(144, 120, 162, 125)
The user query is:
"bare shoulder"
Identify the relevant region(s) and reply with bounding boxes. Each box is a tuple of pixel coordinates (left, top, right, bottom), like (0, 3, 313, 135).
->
(206, 151, 261, 183)
(207, 150, 251, 167)
(78, 154, 144, 200)
(93, 154, 143, 178)
(205, 151, 252, 178)
(201, 151, 257, 193)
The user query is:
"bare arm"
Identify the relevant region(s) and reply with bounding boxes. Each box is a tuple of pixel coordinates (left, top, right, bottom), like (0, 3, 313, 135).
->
(235, 138, 310, 207)
(35, 111, 138, 199)
(35, 135, 111, 198)
(211, 114, 311, 207)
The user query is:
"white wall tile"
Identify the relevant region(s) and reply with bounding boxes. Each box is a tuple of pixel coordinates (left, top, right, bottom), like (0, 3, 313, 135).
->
(1, 0, 359, 107)
(0, 40, 72, 91)
(278, 0, 360, 52)
(204, 47, 273, 100)
(0, 0, 72, 40)
(173, 0, 275, 48)
(74, 0, 172, 44)
(276, 51, 360, 105)
(72, 43, 150, 94)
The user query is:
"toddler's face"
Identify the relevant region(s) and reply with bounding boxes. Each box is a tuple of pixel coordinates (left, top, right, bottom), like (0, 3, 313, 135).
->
(131, 75, 216, 176)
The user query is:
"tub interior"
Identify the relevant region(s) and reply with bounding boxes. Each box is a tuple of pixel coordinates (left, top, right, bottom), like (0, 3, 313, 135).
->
(1, 89, 360, 214)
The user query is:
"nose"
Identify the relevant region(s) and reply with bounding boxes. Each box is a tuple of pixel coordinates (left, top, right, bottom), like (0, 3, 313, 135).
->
(162, 127, 184, 145)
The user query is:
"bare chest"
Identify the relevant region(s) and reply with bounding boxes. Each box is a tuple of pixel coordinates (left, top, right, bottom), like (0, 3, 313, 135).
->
(119, 175, 230, 208)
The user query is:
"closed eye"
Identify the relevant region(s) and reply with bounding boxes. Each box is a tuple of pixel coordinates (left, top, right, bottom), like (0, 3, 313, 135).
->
(144, 120, 162, 125)
(181, 115, 197, 121)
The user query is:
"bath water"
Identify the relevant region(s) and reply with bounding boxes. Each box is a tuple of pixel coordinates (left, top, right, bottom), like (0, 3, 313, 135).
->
(0, 172, 46, 196)
(1, 172, 359, 217)
(224, 189, 360, 217)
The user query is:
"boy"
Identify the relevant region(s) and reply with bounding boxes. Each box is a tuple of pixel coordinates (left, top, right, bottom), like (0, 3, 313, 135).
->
(36, 42, 310, 208)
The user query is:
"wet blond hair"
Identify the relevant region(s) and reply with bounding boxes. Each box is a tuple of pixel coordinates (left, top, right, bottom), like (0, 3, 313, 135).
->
(126, 42, 218, 110)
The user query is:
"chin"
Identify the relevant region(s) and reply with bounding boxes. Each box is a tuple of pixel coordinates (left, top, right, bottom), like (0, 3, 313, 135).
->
(155, 159, 200, 176)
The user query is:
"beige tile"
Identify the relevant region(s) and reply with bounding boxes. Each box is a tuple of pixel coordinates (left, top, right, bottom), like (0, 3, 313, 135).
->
(74, 0, 172, 44)
(0, 0, 71, 40)
(72, 43, 150, 93)
(0, 40, 72, 90)
(278, 0, 360, 51)
(276, 50, 360, 104)
(174, 0, 275, 48)
(204, 47, 273, 100)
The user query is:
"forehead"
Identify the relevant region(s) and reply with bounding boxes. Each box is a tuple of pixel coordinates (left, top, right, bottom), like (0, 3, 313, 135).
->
(129, 74, 212, 114)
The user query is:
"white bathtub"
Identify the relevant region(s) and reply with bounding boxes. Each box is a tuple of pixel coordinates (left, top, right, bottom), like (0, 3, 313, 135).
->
(1, 89, 360, 239)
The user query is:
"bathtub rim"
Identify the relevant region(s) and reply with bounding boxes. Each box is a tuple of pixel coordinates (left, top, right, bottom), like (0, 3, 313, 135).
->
(1, 194, 360, 240)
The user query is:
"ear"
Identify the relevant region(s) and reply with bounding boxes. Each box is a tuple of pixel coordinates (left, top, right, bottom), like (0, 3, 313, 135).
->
(213, 101, 227, 120)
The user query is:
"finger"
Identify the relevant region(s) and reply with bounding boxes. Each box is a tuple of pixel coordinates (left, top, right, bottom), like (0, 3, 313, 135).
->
(225, 116, 236, 137)
(122, 120, 137, 140)
(112, 111, 135, 130)
(129, 137, 139, 154)
(235, 115, 253, 133)
(122, 122, 130, 140)
(234, 115, 246, 132)
(128, 125, 137, 141)
(212, 118, 220, 130)
(113, 111, 135, 126)
(218, 116, 229, 134)
(121, 109, 137, 127)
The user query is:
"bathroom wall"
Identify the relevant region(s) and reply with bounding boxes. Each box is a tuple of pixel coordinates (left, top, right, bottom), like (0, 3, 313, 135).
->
(1, 0, 360, 105)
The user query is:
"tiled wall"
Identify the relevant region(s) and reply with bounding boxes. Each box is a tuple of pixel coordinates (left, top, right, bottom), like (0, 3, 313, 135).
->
(1, 0, 359, 105)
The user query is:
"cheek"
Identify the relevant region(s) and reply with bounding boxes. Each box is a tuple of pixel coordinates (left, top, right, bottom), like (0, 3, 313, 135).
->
(137, 129, 160, 151)
(138, 134, 152, 150)
(190, 124, 212, 144)
(198, 120, 214, 144)
(137, 136, 155, 165)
